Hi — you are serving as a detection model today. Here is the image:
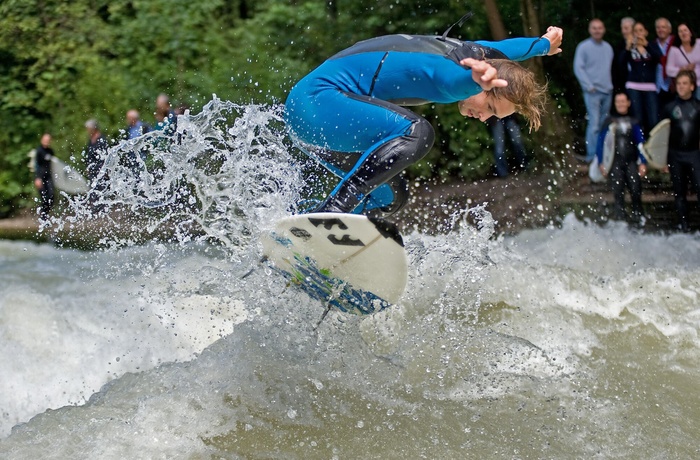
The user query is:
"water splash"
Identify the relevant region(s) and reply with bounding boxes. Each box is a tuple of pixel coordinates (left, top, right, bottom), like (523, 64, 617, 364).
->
(47, 97, 303, 259)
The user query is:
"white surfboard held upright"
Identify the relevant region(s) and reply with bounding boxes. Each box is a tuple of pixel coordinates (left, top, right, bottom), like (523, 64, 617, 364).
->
(51, 156, 90, 195)
(640, 118, 671, 170)
(261, 213, 408, 315)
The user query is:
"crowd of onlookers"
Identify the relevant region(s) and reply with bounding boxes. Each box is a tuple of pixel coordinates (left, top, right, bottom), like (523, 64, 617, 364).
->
(32, 93, 183, 218)
(574, 17, 700, 231)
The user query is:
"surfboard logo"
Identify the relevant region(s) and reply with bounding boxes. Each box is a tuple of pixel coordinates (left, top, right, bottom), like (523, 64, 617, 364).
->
(307, 217, 348, 231)
(307, 216, 365, 246)
(327, 234, 364, 246)
(290, 227, 312, 241)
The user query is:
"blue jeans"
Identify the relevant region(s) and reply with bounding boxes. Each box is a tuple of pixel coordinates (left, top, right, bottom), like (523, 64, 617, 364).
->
(627, 89, 658, 135)
(582, 90, 612, 162)
(489, 115, 528, 177)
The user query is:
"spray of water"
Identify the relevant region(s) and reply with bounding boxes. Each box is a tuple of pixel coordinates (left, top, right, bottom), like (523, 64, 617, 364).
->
(46, 97, 303, 260)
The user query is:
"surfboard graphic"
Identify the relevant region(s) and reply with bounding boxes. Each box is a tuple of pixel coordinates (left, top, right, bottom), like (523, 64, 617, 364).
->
(51, 156, 90, 194)
(261, 213, 408, 315)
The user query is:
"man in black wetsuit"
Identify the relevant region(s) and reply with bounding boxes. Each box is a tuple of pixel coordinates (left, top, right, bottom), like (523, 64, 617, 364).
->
(34, 133, 55, 218)
(661, 69, 700, 232)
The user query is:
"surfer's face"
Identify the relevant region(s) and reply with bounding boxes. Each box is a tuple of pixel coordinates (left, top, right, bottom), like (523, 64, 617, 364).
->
(676, 75, 696, 100)
(459, 92, 516, 122)
(41, 134, 51, 148)
(614, 94, 631, 115)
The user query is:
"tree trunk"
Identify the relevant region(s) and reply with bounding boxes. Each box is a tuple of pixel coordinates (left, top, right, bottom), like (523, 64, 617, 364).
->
(483, 0, 507, 41)
(518, 0, 576, 165)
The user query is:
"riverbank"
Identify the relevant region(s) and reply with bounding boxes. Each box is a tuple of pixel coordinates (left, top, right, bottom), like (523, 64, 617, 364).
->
(396, 162, 691, 235)
(0, 161, 693, 246)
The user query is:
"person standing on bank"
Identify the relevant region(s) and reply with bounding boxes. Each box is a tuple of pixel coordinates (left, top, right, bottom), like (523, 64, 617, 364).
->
(84, 119, 108, 185)
(124, 109, 150, 140)
(488, 114, 529, 178)
(653, 17, 676, 113)
(596, 92, 647, 222)
(625, 21, 662, 135)
(83, 119, 110, 211)
(661, 70, 700, 232)
(574, 18, 614, 163)
(666, 23, 700, 100)
(613, 17, 636, 94)
(34, 132, 55, 218)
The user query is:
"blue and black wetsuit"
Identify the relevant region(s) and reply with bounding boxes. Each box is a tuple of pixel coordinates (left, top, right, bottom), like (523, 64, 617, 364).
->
(285, 34, 551, 215)
(596, 115, 646, 220)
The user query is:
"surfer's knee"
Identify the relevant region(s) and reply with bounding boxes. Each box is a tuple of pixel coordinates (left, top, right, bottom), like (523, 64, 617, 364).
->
(411, 116, 435, 163)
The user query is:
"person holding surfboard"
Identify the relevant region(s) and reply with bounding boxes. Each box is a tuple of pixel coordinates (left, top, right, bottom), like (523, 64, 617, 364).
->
(661, 69, 700, 232)
(285, 20, 563, 217)
(33, 133, 55, 218)
(595, 92, 647, 222)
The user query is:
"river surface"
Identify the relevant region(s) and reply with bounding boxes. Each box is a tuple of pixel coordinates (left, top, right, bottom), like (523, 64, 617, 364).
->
(1, 100, 699, 458)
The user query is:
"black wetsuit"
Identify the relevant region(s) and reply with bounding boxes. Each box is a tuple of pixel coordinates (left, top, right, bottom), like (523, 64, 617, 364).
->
(34, 144, 55, 217)
(661, 96, 700, 230)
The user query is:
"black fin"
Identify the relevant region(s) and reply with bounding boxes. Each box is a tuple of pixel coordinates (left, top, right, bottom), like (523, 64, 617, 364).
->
(438, 11, 474, 42)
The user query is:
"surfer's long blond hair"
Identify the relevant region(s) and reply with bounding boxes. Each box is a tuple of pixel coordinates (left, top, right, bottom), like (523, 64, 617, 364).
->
(485, 59, 547, 131)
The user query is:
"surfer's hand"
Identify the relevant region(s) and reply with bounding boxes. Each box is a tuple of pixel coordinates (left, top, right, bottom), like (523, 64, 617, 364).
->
(34, 178, 43, 190)
(638, 164, 648, 178)
(460, 58, 508, 90)
(599, 164, 607, 177)
(543, 26, 563, 55)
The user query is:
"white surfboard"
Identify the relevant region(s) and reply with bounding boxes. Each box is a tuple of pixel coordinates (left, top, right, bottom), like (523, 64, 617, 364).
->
(51, 156, 90, 194)
(261, 213, 408, 315)
(589, 126, 615, 183)
(640, 118, 671, 170)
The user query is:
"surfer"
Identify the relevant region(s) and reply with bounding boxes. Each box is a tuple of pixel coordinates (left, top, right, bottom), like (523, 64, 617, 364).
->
(285, 22, 563, 216)
(661, 69, 700, 232)
(595, 92, 647, 221)
(34, 133, 55, 218)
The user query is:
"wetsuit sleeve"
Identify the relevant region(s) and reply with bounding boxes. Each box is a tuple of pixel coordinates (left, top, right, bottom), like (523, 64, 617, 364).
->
(474, 37, 550, 61)
(596, 124, 609, 164)
(633, 124, 647, 164)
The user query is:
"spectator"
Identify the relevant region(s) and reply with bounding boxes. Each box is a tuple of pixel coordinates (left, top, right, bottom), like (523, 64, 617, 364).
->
(654, 18, 676, 112)
(487, 114, 529, 178)
(613, 17, 636, 94)
(661, 70, 700, 232)
(574, 18, 614, 162)
(34, 133, 55, 218)
(154, 93, 177, 135)
(624, 21, 662, 135)
(83, 119, 109, 211)
(123, 109, 150, 175)
(124, 109, 150, 140)
(666, 23, 700, 100)
(596, 92, 647, 221)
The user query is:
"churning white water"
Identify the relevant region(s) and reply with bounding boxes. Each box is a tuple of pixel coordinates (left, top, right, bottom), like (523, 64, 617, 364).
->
(1, 100, 699, 458)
